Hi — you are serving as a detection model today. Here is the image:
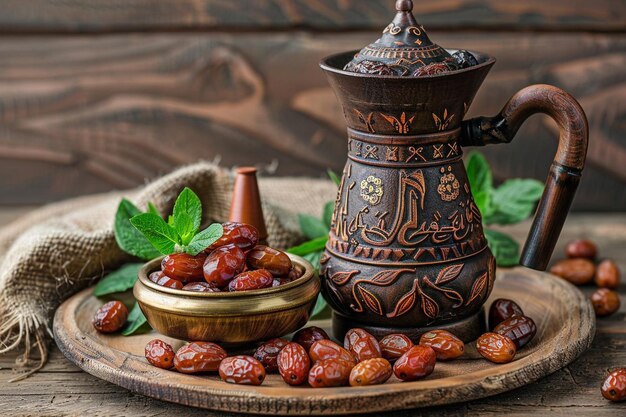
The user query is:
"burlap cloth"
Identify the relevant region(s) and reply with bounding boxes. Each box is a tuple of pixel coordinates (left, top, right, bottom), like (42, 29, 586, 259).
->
(0, 162, 336, 380)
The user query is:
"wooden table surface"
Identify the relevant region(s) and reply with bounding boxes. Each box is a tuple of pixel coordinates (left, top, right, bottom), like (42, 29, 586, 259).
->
(0, 211, 624, 416)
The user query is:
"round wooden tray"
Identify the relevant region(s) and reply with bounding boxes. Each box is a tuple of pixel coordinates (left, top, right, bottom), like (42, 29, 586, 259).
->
(53, 267, 595, 415)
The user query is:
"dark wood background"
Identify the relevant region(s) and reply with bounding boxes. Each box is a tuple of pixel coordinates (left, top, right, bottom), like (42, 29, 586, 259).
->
(0, 0, 624, 210)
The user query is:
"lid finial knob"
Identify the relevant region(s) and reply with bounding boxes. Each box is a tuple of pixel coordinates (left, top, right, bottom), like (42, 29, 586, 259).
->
(396, 0, 413, 12)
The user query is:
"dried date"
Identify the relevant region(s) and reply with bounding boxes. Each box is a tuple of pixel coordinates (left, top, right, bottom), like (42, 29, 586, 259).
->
(349, 358, 392, 386)
(379, 334, 414, 361)
(591, 288, 621, 317)
(277, 342, 311, 385)
(292, 326, 329, 352)
(476, 333, 516, 364)
(343, 328, 381, 362)
(228, 269, 273, 292)
(488, 298, 524, 330)
(218, 355, 266, 386)
(602, 368, 626, 402)
(308, 358, 354, 388)
(148, 270, 164, 283)
(93, 301, 128, 333)
(246, 245, 292, 277)
(155, 276, 184, 289)
(144, 339, 175, 369)
(565, 239, 597, 260)
(174, 342, 227, 374)
(549, 258, 595, 285)
(287, 265, 304, 281)
(309, 339, 356, 365)
(203, 244, 246, 288)
(207, 222, 259, 251)
(393, 345, 436, 381)
(493, 315, 537, 348)
(595, 259, 621, 289)
(253, 338, 288, 373)
(161, 253, 206, 283)
(419, 330, 464, 361)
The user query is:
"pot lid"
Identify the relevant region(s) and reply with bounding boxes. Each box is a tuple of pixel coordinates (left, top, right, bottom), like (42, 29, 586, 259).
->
(344, 0, 476, 76)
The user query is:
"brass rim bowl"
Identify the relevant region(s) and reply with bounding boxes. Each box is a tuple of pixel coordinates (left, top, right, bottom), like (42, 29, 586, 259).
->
(133, 254, 320, 345)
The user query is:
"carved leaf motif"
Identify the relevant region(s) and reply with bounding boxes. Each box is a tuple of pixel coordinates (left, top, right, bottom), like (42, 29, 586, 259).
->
(356, 285, 384, 316)
(466, 272, 488, 305)
(435, 264, 464, 285)
(325, 280, 343, 307)
(330, 270, 359, 286)
(381, 114, 399, 126)
(369, 268, 414, 286)
(432, 113, 441, 126)
(416, 280, 439, 319)
(386, 280, 419, 318)
(319, 253, 331, 265)
(424, 277, 464, 308)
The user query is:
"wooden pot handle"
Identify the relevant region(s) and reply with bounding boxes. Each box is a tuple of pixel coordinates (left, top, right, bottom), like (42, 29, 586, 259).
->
(460, 84, 589, 270)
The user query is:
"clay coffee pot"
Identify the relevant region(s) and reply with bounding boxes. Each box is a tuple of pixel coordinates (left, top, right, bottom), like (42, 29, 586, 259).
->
(319, 0, 588, 341)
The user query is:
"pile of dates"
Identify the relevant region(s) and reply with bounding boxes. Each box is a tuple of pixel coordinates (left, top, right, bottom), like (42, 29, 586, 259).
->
(92, 222, 301, 334)
(549, 239, 621, 317)
(151, 222, 301, 292)
(140, 297, 535, 387)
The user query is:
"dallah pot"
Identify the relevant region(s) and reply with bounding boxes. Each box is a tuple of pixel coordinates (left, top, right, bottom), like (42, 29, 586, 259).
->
(319, 1, 588, 342)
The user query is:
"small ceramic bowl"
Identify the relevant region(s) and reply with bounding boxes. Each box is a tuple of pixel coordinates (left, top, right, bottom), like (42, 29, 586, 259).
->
(134, 254, 319, 344)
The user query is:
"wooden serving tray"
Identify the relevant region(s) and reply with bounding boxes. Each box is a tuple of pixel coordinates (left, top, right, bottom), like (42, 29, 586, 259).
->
(53, 268, 595, 415)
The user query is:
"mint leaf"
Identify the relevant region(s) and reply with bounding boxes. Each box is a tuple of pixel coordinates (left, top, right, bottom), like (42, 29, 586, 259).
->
(323, 201, 334, 229)
(488, 179, 544, 225)
(173, 187, 202, 243)
(93, 263, 143, 297)
(122, 302, 151, 336)
(327, 169, 341, 187)
(302, 250, 322, 273)
(299, 214, 328, 240)
(147, 202, 160, 216)
(184, 223, 223, 256)
(466, 152, 494, 219)
(485, 228, 520, 266)
(466, 152, 493, 193)
(130, 213, 180, 255)
(288, 236, 328, 256)
(114, 199, 161, 260)
(175, 212, 196, 245)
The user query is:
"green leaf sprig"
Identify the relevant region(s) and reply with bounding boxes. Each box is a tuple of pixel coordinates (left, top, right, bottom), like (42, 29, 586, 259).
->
(130, 187, 223, 256)
(93, 263, 144, 297)
(99, 187, 224, 336)
(466, 152, 544, 266)
(114, 200, 162, 261)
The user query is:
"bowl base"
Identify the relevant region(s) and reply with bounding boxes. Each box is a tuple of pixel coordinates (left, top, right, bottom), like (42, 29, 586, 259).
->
(332, 308, 486, 343)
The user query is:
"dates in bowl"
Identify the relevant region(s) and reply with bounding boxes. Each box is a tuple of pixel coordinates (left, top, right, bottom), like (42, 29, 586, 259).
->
(132, 222, 321, 345)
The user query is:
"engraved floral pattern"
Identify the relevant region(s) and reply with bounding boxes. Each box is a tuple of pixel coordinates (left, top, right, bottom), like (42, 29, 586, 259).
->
(360, 175, 384, 205)
(437, 166, 460, 201)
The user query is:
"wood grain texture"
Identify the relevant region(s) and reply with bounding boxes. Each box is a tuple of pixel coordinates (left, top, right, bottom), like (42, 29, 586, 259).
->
(51, 267, 594, 415)
(1, 211, 625, 416)
(0, 31, 624, 209)
(0, 0, 623, 32)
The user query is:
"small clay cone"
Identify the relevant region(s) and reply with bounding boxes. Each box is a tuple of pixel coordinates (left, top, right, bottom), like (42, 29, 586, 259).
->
(229, 167, 268, 244)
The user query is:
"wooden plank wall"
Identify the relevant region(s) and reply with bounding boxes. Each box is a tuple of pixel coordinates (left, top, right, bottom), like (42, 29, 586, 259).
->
(0, 0, 624, 210)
